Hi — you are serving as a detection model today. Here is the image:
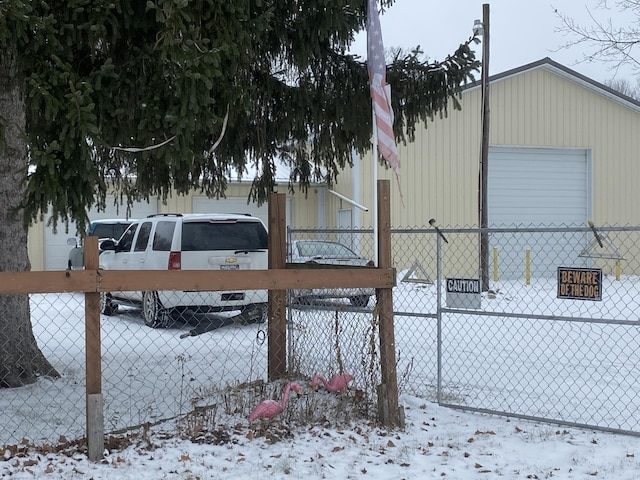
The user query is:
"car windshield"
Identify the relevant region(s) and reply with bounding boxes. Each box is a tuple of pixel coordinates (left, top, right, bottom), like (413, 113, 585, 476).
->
(90, 223, 131, 240)
(297, 241, 359, 258)
(181, 221, 268, 251)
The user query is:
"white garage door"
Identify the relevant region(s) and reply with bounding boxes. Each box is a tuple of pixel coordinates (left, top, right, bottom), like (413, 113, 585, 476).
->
(44, 197, 159, 270)
(192, 196, 292, 228)
(488, 146, 590, 279)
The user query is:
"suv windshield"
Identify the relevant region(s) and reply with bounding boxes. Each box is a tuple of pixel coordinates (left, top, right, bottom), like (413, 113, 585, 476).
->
(90, 223, 131, 240)
(181, 221, 268, 251)
(297, 241, 359, 258)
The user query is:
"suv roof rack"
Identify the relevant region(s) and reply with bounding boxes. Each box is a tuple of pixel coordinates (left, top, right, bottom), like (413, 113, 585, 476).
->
(146, 213, 183, 218)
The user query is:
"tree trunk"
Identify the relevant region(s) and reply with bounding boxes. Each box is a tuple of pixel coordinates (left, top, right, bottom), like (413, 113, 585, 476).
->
(0, 44, 60, 387)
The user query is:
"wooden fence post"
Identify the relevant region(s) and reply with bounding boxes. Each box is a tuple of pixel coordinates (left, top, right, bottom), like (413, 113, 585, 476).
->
(84, 236, 104, 460)
(376, 180, 402, 427)
(268, 193, 287, 380)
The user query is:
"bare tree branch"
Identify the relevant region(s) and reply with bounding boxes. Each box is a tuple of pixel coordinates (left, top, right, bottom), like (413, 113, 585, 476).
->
(554, 1, 640, 76)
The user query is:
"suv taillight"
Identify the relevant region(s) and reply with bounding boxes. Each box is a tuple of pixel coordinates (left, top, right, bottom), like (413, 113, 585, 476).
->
(168, 251, 181, 270)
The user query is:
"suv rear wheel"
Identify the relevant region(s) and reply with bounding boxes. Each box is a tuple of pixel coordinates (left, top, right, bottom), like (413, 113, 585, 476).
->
(142, 291, 168, 328)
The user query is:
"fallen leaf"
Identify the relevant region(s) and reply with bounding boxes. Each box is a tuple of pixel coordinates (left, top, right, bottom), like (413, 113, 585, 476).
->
(387, 440, 395, 447)
(475, 463, 483, 468)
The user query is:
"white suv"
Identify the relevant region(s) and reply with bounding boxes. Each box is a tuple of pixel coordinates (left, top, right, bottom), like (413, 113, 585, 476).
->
(99, 213, 268, 328)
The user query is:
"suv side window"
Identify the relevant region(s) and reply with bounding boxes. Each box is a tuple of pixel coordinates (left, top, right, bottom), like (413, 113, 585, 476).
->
(117, 223, 138, 252)
(134, 222, 152, 252)
(152, 221, 176, 251)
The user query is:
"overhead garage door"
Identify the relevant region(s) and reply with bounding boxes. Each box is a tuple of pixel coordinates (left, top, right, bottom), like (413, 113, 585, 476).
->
(192, 196, 292, 228)
(44, 197, 159, 270)
(488, 146, 591, 279)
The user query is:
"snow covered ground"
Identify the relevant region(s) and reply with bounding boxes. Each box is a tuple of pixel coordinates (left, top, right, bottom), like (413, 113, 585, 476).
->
(3, 393, 640, 479)
(3, 274, 640, 479)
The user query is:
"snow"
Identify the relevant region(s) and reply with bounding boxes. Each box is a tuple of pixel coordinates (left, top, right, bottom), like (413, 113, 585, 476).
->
(3, 277, 640, 479)
(4, 395, 640, 479)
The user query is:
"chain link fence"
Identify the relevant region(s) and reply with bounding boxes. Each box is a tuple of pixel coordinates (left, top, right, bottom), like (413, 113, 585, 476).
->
(288, 225, 640, 436)
(2, 224, 640, 447)
(0, 292, 272, 446)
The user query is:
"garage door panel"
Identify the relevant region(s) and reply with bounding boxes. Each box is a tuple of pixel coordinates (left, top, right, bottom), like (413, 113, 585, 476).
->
(488, 146, 589, 279)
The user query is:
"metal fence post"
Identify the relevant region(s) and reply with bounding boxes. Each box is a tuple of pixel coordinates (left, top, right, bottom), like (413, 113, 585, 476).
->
(436, 233, 443, 405)
(84, 236, 104, 461)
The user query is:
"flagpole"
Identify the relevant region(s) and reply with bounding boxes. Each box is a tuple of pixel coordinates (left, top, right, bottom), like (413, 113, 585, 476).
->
(372, 107, 379, 266)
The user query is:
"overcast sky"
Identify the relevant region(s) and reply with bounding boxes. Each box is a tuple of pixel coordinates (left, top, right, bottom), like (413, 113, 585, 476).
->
(349, 0, 635, 85)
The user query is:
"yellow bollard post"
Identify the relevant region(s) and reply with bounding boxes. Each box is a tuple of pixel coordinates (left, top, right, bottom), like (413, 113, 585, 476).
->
(616, 260, 621, 281)
(493, 247, 498, 283)
(525, 249, 531, 286)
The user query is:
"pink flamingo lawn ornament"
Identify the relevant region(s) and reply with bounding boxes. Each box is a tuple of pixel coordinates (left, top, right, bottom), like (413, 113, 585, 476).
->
(310, 373, 355, 393)
(248, 382, 302, 423)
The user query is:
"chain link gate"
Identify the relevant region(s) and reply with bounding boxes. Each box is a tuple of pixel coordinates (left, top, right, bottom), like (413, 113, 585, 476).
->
(434, 225, 640, 435)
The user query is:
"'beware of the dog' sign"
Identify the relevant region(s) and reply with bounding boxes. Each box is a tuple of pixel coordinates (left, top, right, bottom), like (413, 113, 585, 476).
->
(557, 267, 602, 301)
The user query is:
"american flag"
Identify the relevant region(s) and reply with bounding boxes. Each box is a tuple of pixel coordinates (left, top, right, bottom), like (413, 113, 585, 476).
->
(367, 0, 399, 173)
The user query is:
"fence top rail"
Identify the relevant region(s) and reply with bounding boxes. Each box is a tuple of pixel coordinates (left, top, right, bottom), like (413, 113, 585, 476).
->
(291, 226, 640, 235)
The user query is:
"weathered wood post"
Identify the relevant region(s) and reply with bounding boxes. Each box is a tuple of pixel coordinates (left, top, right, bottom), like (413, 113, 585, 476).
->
(84, 236, 104, 460)
(376, 180, 402, 427)
(268, 192, 287, 380)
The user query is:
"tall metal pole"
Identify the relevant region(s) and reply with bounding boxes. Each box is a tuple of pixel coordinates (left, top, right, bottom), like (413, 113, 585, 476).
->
(479, 3, 490, 291)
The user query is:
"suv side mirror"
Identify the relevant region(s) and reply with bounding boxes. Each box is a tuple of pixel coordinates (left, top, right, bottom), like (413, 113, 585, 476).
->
(101, 239, 116, 251)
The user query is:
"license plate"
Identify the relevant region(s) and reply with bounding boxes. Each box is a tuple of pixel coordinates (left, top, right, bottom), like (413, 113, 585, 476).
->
(220, 264, 240, 270)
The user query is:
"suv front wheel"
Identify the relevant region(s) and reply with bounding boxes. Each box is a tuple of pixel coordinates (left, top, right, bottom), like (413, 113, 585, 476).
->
(142, 291, 168, 328)
(101, 292, 119, 316)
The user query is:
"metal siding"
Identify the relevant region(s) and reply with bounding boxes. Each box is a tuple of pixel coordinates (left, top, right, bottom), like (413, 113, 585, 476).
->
(27, 62, 640, 269)
(347, 64, 640, 232)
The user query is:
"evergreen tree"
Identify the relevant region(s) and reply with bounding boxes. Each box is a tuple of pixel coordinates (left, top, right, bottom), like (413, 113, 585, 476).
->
(0, 0, 479, 387)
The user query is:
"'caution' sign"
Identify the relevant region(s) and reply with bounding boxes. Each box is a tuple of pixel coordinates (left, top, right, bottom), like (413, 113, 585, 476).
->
(446, 278, 481, 309)
(557, 267, 602, 301)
